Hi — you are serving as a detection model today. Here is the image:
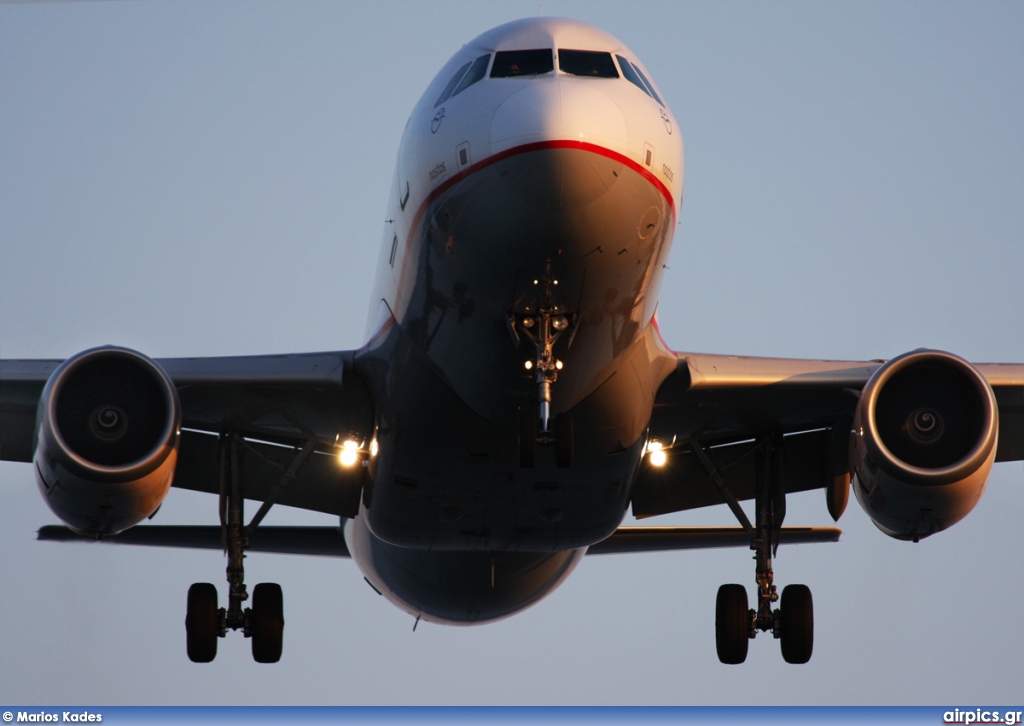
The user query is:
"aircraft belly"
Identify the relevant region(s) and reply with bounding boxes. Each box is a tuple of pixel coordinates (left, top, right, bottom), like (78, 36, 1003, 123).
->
(357, 328, 647, 550)
(346, 513, 585, 625)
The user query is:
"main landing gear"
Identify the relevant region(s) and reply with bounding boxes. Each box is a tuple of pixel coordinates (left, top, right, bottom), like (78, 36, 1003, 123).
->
(510, 265, 576, 469)
(185, 434, 299, 663)
(695, 436, 814, 665)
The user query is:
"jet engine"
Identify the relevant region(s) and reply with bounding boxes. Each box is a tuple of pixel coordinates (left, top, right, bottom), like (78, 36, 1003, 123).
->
(33, 346, 181, 537)
(850, 349, 998, 541)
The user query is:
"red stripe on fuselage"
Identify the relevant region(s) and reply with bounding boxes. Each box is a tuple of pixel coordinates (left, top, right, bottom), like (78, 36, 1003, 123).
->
(391, 140, 677, 320)
(649, 314, 678, 356)
(410, 140, 676, 238)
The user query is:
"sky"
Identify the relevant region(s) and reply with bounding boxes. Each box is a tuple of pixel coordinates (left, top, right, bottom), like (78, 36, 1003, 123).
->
(1, 0, 1022, 707)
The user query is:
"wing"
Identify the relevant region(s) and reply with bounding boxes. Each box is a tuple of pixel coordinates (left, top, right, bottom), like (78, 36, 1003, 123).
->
(633, 350, 1024, 518)
(37, 524, 352, 557)
(0, 351, 373, 517)
(35, 522, 840, 556)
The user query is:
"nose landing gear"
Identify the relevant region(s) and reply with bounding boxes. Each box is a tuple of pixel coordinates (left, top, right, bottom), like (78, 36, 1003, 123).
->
(517, 403, 573, 469)
(510, 269, 577, 469)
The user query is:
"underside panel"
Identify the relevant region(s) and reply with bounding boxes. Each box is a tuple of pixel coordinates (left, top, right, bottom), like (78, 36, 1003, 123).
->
(631, 428, 833, 518)
(173, 431, 363, 517)
(357, 325, 666, 551)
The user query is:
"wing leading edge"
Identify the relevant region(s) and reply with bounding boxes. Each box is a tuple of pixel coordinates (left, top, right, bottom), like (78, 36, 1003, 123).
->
(633, 350, 1024, 518)
(0, 351, 374, 517)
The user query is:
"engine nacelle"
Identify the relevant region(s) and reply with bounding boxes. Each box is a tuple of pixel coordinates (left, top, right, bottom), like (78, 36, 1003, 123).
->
(33, 346, 181, 537)
(850, 349, 998, 541)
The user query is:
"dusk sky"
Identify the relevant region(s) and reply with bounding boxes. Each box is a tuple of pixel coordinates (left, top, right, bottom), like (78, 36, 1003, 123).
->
(1, 1, 1021, 705)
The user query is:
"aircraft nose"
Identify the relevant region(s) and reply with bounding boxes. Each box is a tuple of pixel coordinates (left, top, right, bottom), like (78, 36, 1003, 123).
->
(490, 78, 628, 152)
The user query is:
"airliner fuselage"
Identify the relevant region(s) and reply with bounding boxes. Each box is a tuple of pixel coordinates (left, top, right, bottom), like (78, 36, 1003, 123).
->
(344, 18, 684, 623)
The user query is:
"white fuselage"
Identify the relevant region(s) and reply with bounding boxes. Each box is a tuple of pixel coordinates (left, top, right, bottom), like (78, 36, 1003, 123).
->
(370, 19, 683, 333)
(343, 17, 685, 625)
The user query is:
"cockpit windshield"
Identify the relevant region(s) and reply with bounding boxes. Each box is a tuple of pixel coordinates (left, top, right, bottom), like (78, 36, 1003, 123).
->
(452, 54, 490, 97)
(616, 55, 664, 106)
(451, 46, 663, 108)
(491, 49, 554, 77)
(435, 54, 492, 107)
(558, 49, 618, 78)
(435, 60, 472, 107)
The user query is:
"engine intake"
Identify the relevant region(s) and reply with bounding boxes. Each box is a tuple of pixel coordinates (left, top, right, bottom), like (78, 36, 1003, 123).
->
(34, 346, 181, 536)
(851, 349, 998, 541)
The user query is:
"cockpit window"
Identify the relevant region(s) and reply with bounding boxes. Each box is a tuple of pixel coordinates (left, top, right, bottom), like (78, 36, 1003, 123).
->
(452, 54, 490, 97)
(558, 49, 619, 78)
(435, 54, 492, 107)
(491, 49, 554, 77)
(436, 60, 472, 107)
(616, 55, 664, 106)
(631, 63, 664, 106)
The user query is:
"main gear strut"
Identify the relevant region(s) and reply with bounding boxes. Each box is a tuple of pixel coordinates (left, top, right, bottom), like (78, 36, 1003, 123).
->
(694, 435, 815, 664)
(185, 433, 294, 663)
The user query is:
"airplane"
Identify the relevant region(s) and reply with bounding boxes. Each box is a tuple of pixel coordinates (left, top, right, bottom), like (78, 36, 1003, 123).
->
(1, 16, 1021, 667)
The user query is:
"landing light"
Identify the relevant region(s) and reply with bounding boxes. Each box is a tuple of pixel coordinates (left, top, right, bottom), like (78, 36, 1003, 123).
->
(339, 439, 360, 468)
(646, 440, 668, 467)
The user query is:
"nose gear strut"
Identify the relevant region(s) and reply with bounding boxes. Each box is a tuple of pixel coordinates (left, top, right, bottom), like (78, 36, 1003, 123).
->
(509, 263, 577, 466)
(522, 310, 569, 433)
